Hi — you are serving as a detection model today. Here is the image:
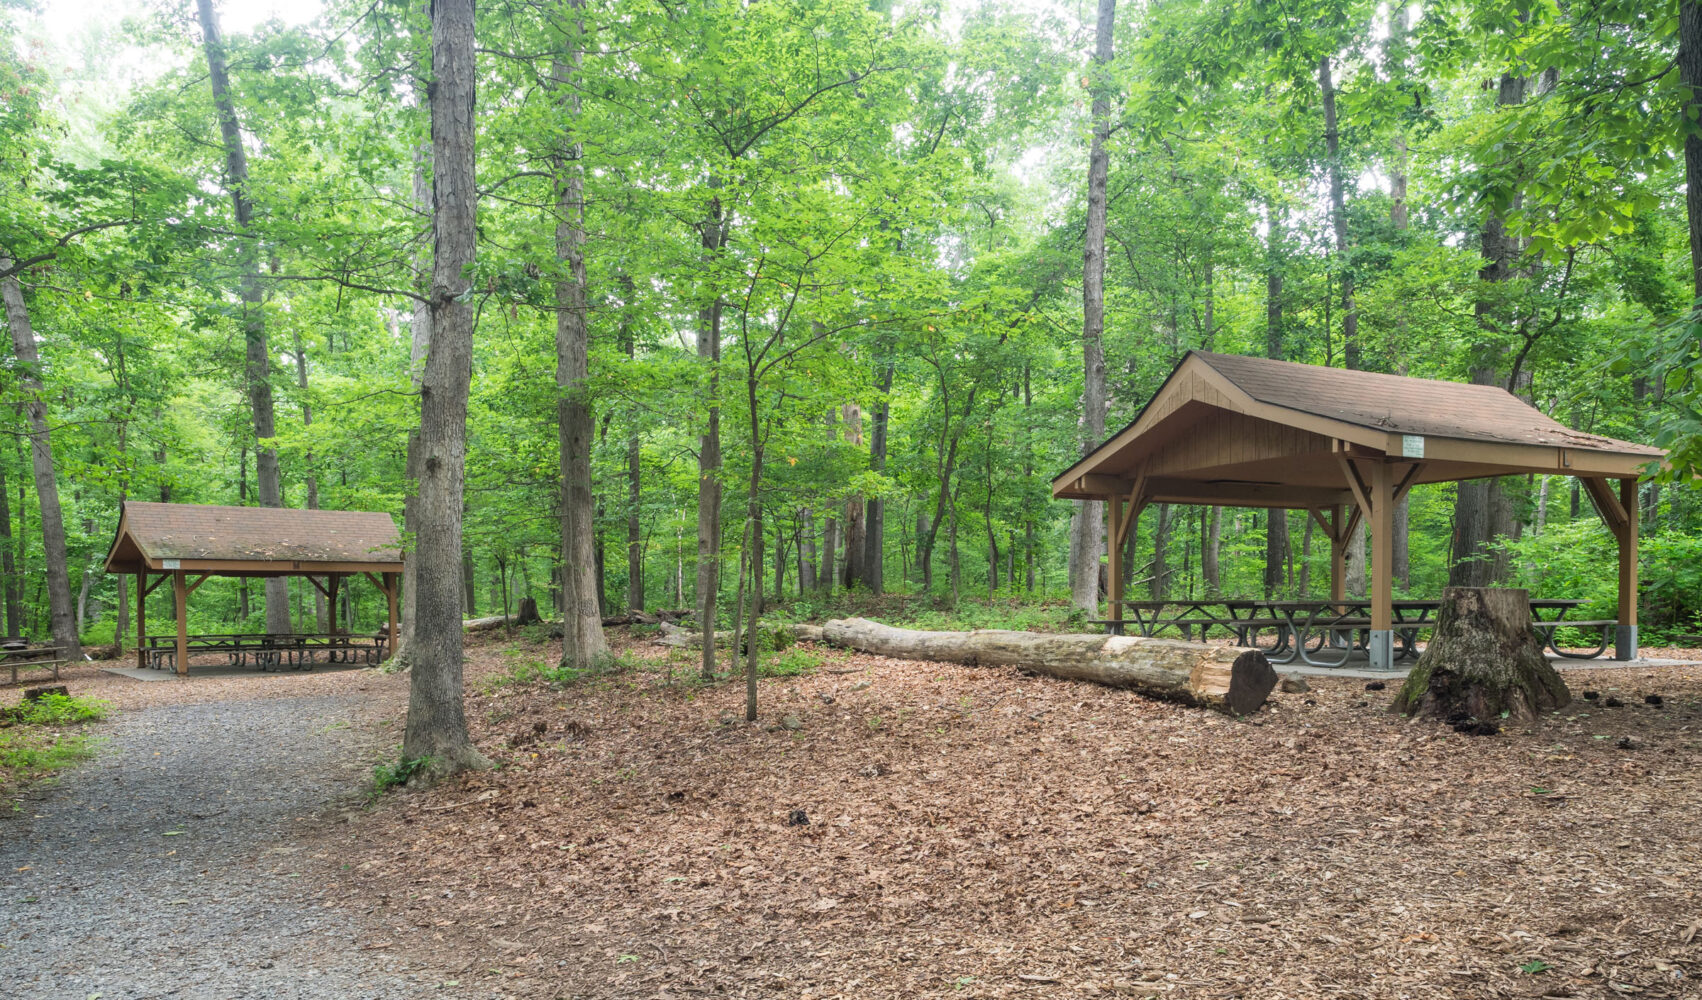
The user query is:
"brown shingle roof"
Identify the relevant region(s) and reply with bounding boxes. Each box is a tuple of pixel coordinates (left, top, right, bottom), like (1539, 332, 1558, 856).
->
(1194, 352, 1661, 455)
(107, 502, 402, 569)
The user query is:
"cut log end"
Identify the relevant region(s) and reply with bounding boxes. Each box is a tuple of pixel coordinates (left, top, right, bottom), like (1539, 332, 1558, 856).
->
(1200, 649, 1279, 717)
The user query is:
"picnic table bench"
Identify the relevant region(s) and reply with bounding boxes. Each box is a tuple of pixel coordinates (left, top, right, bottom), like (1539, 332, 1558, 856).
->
(2, 638, 66, 685)
(142, 632, 390, 672)
(1094, 598, 1612, 667)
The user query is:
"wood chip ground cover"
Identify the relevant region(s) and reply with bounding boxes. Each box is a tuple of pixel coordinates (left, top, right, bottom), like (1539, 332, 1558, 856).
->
(294, 632, 1702, 999)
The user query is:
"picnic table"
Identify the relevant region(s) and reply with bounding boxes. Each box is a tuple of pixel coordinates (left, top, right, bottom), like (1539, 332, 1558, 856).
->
(1, 638, 65, 685)
(1097, 598, 1612, 667)
(142, 632, 389, 672)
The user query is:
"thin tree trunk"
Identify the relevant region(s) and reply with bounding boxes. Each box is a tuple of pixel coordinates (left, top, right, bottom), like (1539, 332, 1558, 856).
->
(1203, 507, 1221, 596)
(402, 0, 486, 777)
(863, 360, 892, 594)
(821, 514, 838, 593)
(1022, 364, 1036, 592)
(1150, 504, 1170, 601)
(1683, 1, 1702, 302)
(743, 386, 766, 721)
(292, 329, 326, 630)
(552, 12, 610, 670)
(1389, 9, 1415, 585)
(0, 460, 19, 636)
(620, 277, 643, 612)
(1298, 514, 1314, 597)
(1071, 0, 1116, 615)
(462, 547, 475, 615)
(397, 141, 434, 664)
(841, 401, 865, 589)
(197, 0, 288, 636)
(237, 443, 251, 619)
(2, 266, 82, 660)
(695, 181, 726, 678)
(1319, 54, 1358, 372)
(799, 508, 817, 591)
(1322, 53, 1369, 597)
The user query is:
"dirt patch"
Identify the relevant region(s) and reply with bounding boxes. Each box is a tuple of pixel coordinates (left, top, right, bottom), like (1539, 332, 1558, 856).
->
(304, 630, 1702, 999)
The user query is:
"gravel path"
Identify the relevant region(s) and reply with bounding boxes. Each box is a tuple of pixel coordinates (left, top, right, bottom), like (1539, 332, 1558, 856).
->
(0, 693, 466, 1000)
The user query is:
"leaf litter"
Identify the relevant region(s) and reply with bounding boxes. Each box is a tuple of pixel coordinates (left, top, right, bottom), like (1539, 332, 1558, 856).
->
(37, 634, 1699, 998)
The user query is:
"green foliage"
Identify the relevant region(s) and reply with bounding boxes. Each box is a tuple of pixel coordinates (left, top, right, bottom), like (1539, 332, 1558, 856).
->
(0, 693, 108, 794)
(8, 693, 109, 726)
(762, 646, 823, 678)
(370, 755, 432, 797)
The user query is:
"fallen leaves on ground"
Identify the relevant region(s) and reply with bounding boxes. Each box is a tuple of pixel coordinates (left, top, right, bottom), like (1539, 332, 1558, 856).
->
(299, 631, 1702, 999)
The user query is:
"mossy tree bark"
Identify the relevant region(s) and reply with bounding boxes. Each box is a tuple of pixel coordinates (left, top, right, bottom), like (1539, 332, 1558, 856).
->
(1391, 587, 1569, 724)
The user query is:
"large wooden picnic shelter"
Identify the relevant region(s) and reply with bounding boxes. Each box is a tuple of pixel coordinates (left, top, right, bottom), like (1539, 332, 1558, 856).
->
(104, 501, 403, 676)
(1052, 352, 1665, 669)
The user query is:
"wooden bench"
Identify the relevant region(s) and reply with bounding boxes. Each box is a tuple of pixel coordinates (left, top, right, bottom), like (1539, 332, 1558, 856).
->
(2, 644, 66, 686)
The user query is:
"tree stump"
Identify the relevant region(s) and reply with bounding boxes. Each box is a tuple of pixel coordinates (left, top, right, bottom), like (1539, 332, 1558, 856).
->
(1391, 587, 1569, 725)
(514, 597, 541, 626)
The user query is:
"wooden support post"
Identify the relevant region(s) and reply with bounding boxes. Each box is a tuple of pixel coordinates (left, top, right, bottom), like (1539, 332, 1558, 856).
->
(1107, 497, 1123, 631)
(136, 570, 147, 670)
(383, 571, 399, 660)
(1618, 477, 1639, 660)
(1329, 504, 1346, 605)
(1369, 461, 1394, 669)
(173, 570, 189, 678)
(328, 575, 341, 634)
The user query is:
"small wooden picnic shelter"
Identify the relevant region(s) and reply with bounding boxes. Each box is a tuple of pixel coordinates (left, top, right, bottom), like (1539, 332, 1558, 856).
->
(104, 501, 403, 676)
(1052, 352, 1665, 668)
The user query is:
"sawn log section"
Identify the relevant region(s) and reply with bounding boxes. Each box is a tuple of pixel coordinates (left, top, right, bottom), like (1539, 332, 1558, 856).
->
(820, 617, 1277, 716)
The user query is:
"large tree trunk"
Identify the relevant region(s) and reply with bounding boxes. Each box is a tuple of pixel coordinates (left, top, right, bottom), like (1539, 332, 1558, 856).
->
(402, 0, 487, 778)
(552, 13, 610, 671)
(197, 0, 289, 636)
(695, 184, 726, 678)
(1070, 0, 1116, 616)
(1391, 587, 1569, 726)
(821, 618, 1275, 717)
(2, 270, 81, 660)
(1450, 73, 1529, 588)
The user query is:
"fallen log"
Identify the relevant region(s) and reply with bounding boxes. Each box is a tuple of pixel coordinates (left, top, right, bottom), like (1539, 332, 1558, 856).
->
(655, 621, 822, 648)
(463, 615, 511, 633)
(818, 617, 1276, 716)
(599, 609, 692, 627)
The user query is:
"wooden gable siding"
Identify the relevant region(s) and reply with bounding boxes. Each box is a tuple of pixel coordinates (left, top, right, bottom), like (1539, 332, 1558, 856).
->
(1139, 409, 1332, 479)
